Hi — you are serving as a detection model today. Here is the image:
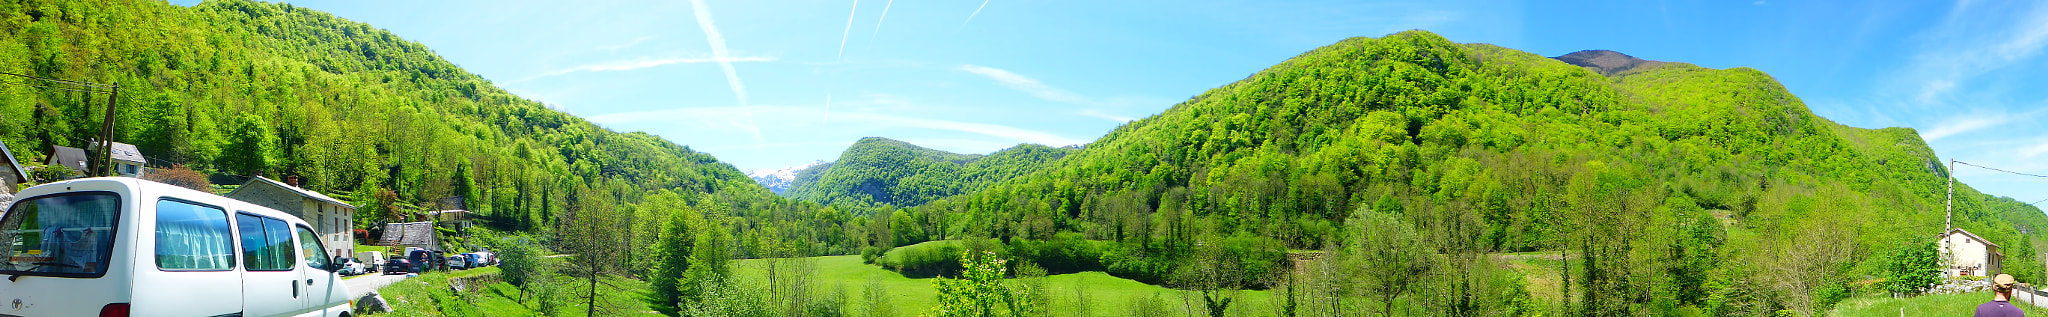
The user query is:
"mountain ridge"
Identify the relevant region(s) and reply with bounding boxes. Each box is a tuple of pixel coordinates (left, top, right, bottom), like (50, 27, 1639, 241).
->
(786, 136, 1074, 209)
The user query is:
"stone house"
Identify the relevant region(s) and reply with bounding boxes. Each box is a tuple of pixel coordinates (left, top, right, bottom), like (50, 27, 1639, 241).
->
(226, 176, 358, 258)
(379, 221, 439, 251)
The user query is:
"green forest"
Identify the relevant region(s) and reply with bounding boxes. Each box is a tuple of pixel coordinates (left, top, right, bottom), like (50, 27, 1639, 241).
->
(787, 137, 1076, 210)
(5, 0, 2046, 316)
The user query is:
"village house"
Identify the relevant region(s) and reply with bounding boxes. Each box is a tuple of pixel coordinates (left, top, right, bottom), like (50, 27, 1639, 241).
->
(45, 145, 87, 178)
(105, 142, 145, 178)
(226, 176, 358, 258)
(1937, 227, 2004, 277)
(0, 140, 27, 207)
(380, 221, 439, 251)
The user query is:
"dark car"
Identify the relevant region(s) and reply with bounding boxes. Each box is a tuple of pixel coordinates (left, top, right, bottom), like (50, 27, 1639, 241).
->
(407, 249, 436, 272)
(384, 258, 412, 275)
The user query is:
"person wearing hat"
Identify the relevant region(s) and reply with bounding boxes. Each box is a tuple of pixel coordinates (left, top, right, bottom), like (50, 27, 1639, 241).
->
(1978, 274, 2026, 317)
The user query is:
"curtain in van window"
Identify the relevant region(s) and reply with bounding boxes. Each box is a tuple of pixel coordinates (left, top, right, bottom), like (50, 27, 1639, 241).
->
(235, 214, 295, 271)
(155, 200, 233, 270)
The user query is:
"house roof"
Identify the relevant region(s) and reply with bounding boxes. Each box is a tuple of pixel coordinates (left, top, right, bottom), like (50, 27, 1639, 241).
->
(0, 140, 26, 183)
(1941, 227, 2003, 250)
(429, 210, 474, 222)
(380, 221, 437, 247)
(47, 146, 87, 172)
(107, 142, 144, 164)
(227, 176, 356, 209)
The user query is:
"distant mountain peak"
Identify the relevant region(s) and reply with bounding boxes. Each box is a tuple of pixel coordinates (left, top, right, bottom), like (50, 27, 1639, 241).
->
(749, 160, 828, 195)
(1553, 50, 1666, 76)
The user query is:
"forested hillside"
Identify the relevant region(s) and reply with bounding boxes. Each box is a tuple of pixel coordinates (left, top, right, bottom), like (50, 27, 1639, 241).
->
(864, 30, 2048, 315)
(786, 136, 1075, 209)
(0, 0, 868, 265)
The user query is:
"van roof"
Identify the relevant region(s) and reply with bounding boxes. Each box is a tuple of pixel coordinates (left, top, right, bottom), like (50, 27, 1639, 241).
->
(17, 177, 307, 225)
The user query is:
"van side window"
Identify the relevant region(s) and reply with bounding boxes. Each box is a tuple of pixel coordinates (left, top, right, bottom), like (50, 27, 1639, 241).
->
(155, 200, 233, 270)
(295, 225, 330, 270)
(235, 214, 295, 271)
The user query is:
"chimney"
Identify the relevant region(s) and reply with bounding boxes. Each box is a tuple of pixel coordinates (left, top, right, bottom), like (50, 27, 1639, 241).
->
(287, 175, 300, 187)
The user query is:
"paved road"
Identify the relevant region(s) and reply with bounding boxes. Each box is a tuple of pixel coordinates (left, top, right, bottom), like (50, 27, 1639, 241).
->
(345, 272, 411, 298)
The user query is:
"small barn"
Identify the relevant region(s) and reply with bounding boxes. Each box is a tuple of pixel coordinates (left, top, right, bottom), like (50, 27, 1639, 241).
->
(226, 176, 359, 258)
(1937, 228, 2004, 277)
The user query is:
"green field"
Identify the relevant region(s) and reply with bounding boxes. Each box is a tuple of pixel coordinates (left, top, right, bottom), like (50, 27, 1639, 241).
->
(1830, 291, 2048, 316)
(739, 255, 1285, 316)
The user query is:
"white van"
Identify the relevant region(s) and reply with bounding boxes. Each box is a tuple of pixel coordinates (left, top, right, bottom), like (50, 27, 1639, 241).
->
(0, 177, 353, 316)
(355, 251, 385, 272)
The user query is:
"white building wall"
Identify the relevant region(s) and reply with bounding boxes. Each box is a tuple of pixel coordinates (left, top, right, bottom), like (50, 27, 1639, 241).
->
(1939, 232, 1995, 277)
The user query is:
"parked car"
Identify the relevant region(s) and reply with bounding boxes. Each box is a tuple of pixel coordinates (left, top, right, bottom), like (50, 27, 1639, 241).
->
(446, 255, 469, 270)
(471, 250, 496, 266)
(356, 250, 387, 272)
(0, 177, 353, 316)
(459, 253, 482, 268)
(407, 249, 436, 272)
(336, 257, 368, 275)
(384, 258, 412, 275)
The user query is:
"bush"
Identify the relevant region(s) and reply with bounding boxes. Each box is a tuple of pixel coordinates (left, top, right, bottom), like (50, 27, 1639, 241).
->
(1883, 240, 1940, 296)
(860, 246, 882, 264)
(1100, 244, 1176, 285)
(1007, 232, 1106, 274)
(876, 240, 966, 278)
(142, 165, 210, 191)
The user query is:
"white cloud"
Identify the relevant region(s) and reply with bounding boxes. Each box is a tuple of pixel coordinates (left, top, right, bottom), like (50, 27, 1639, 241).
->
(956, 64, 1092, 105)
(690, 0, 753, 109)
(513, 55, 774, 83)
(1079, 109, 1134, 122)
(1907, 2, 2048, 105)
(2019, 139, 2048, 158)
(1921, 116, 2011, 142)
(597, 36, 654, 53)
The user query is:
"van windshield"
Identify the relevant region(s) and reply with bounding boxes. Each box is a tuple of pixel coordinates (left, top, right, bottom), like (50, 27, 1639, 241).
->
(0, 192, 122, 278)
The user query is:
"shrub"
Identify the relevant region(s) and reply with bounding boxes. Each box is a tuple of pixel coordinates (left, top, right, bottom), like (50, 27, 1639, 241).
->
(1006, 232, 1105, 274)
(877, 240, 966, 278)
(142, 165, 211, 191)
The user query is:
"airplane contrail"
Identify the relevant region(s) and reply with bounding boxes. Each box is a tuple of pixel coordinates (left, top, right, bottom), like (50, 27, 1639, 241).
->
(871, 0, 894, 41)
(838, 0, 860, 61)
(961, 0, 991, 29)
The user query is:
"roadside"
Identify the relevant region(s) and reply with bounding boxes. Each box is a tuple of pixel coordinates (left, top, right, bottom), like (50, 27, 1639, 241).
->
(346, 271, 410, 299)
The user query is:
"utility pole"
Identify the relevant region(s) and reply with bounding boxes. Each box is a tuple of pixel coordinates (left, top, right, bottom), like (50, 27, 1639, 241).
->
(94, 83, 120, 177)
(0, 72, 120, 177)
(1946, 159, 1956, 230)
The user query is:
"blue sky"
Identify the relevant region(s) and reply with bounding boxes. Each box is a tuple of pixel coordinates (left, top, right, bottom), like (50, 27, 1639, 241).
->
(178, 0, 2048, 205)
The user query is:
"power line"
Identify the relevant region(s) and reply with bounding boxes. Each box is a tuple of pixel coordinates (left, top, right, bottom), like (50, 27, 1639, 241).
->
(1955, 160, 2048, 179)
(0, 71, 115, 89)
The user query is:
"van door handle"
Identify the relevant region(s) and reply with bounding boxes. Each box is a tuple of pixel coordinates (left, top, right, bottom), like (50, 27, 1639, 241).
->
(292, 281, 300, 298)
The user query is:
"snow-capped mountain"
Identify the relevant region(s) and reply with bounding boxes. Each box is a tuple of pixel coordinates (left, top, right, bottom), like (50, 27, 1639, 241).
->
(747, 160, 827, 195)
